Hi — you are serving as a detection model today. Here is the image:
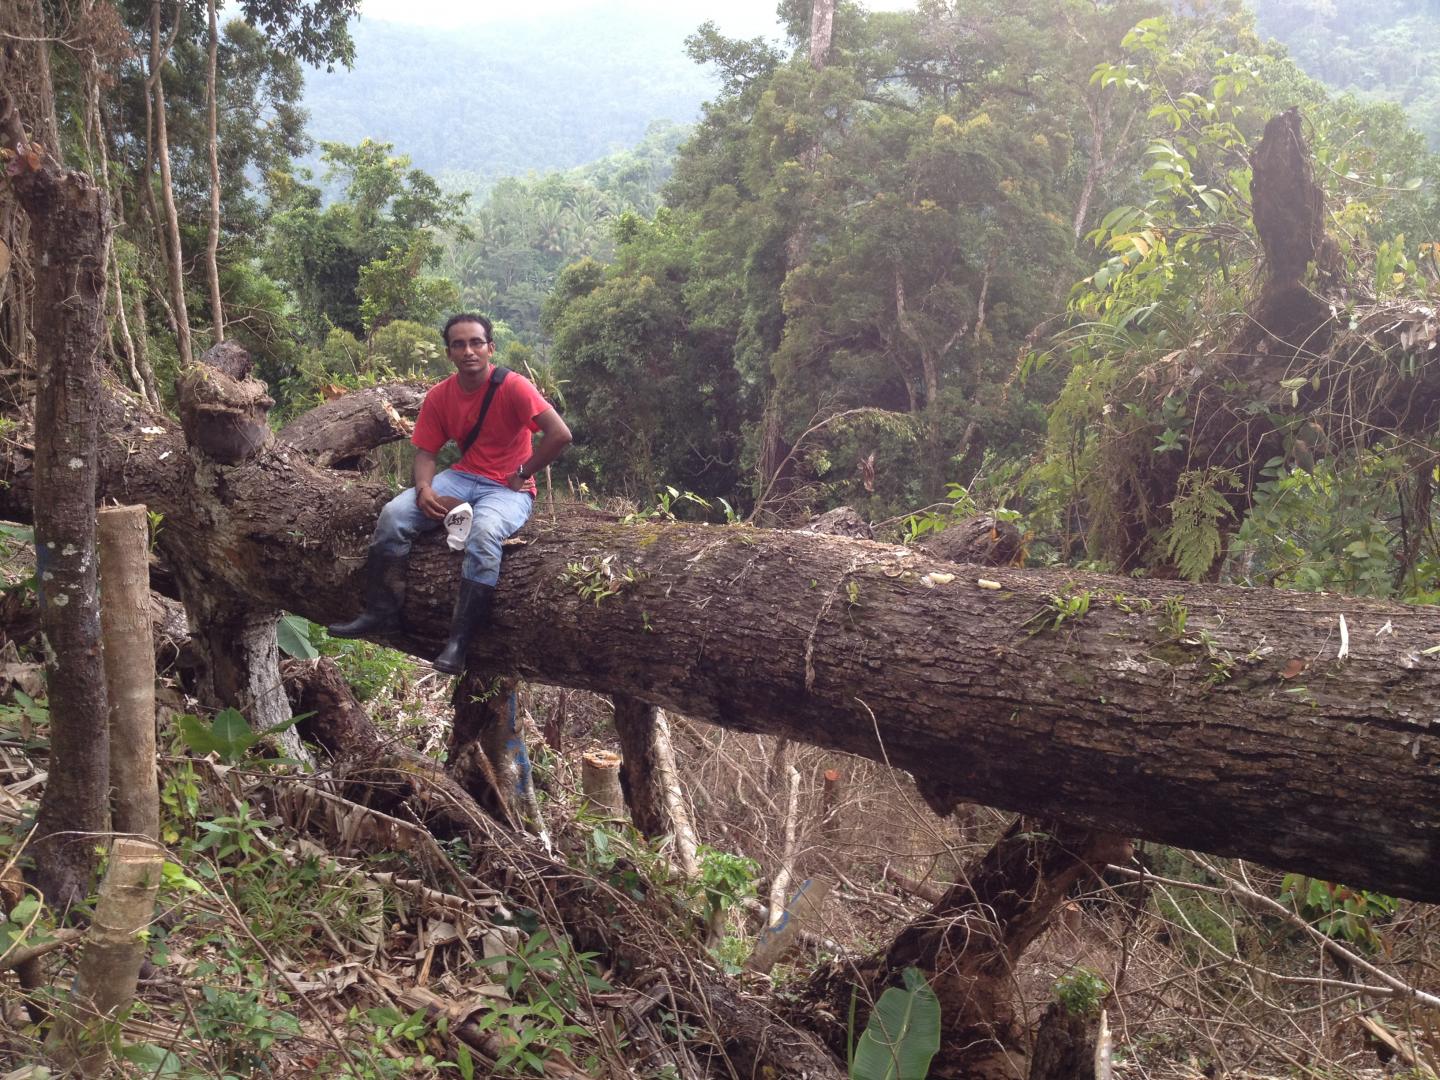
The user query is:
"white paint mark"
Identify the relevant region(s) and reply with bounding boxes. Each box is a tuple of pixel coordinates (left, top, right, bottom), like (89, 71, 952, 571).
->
(52, 594, 69, 607)
(67, 457, 83, 470)
(1338, 615, 1349, 660)
(1376, 620, 1393, 636)
(61, 544, 77, 556)
(41, 572, 53, 582)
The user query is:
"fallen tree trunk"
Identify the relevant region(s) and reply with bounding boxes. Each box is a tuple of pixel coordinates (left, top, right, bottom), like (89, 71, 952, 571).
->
(1, 382, 1439, 901)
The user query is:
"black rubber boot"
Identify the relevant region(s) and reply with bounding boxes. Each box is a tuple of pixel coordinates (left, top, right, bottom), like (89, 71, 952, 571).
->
(432, 579, 495, 675)
(327, 551, 407, 637)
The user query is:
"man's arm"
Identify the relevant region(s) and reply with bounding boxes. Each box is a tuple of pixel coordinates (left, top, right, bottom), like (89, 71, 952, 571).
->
(413, 449, 447, 520)
(507, 408, 573, 491)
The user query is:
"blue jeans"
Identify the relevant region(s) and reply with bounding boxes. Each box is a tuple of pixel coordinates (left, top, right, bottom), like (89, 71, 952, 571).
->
(371, 470, 533, 586)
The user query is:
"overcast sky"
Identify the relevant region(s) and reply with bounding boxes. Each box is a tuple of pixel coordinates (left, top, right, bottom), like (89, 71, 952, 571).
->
(356, 0, 909, 38)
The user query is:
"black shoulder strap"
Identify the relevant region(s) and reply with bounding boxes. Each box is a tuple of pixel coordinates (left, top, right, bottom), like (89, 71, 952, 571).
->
(458, 365, 510, 455)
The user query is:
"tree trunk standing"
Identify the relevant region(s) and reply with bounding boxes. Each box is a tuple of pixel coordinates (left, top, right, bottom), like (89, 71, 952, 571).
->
(0, 0, 58, 373)
(2, 385, 1440, 899)
(809, 0, 834, 70)
(612, 698, 699, 874)
(0, 89, 113, 904)
(98, 506, 158, 841)
(203, 0, 224, 343)
(754, 0, 835, 519)
(148, 0, 192, 367)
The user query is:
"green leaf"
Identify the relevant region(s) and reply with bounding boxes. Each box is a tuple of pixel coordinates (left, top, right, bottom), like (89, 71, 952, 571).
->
(119, 1044, 181, 1075)
(277, 614, 319, 660)
(849, 967, 941, 1080)
(177, 708, 260, 763)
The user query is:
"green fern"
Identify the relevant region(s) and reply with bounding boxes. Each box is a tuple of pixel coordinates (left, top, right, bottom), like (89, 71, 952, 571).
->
(1161, 468, 1239, 581)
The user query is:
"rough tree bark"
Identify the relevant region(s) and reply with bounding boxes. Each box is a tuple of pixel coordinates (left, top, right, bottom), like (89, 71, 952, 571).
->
(0, 372, 1438, 900)
(1, 78, 112, 904)
(797, 513, 1120, 1079)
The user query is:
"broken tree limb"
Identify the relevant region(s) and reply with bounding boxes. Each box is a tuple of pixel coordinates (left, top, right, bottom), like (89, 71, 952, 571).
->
(276, 382, 425, 468)
(1, 382, 1439, 900)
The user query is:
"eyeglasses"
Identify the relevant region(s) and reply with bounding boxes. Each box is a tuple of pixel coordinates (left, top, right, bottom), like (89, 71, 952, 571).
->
(448, 337, 490, 351)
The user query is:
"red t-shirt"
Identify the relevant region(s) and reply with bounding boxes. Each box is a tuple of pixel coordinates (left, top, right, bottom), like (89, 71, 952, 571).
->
(411, 369, 552, 491)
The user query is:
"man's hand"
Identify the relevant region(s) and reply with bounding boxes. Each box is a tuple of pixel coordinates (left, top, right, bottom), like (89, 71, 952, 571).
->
(416, 484, 449, 521)
(505, 467, 528, 492)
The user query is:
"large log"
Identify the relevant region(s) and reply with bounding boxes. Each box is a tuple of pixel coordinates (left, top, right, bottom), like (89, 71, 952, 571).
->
(0, 384, 1438, 901)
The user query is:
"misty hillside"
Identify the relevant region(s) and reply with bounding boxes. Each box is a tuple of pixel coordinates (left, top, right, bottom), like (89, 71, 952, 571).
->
(301, 9, 728, 182)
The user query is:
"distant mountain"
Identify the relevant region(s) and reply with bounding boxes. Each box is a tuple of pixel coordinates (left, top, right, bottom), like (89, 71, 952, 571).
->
(301, 9, 728, 183)
(1250, 0, 1440, 147)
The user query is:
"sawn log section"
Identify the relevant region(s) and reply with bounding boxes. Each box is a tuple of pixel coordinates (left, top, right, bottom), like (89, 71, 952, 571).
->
(2, 385, 1439, 901)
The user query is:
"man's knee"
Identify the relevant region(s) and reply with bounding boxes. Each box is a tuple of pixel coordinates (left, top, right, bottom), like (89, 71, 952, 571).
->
(374, 489, 422, 545)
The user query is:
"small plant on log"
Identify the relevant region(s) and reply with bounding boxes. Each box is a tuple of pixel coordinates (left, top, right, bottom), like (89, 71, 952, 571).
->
(560, 554, 645, 604)
(1025, 586, 1093, 636)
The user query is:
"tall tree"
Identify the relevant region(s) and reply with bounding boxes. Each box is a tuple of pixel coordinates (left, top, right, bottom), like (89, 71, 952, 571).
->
(0, 70, 112, 905)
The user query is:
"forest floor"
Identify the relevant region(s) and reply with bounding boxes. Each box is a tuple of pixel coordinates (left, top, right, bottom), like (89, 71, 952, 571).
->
(0, 562, 1435, 1078)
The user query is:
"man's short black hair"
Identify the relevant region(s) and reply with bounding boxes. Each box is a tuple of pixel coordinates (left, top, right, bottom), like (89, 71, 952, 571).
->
(443, 313, 494, 346)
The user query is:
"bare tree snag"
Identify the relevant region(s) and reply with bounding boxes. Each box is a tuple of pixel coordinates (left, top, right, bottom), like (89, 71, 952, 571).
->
(99, 506, 158, 841)
(44, 837, 163, 1073)
(1100, 110, 1440, 570)
(1, 80, 112, 905)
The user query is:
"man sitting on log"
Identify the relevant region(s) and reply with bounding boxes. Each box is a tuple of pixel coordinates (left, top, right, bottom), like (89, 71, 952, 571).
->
(329, 313, 572, 673)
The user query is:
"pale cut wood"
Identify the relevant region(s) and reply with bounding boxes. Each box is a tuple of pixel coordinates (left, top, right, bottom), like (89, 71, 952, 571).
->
(45, 837, 163, 1074)
(99, 505, 158, 841)
(581, 749, 624, 818)
(748, 877, 832, 974)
